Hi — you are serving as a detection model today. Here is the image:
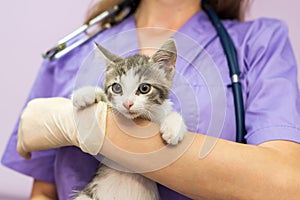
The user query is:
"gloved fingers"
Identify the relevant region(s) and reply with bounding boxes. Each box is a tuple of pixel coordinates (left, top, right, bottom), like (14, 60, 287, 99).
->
(16, 97, 108, 159)
(16, 97, 74, 159)
(17, 142, 32, 160)
(17, 106, 32, 159)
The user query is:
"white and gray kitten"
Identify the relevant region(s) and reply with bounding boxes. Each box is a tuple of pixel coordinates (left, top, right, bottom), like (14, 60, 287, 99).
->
(72, 39, 187, 200)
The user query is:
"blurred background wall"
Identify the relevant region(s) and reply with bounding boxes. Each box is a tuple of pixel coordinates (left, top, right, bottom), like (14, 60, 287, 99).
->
(0, 0, 299, 199)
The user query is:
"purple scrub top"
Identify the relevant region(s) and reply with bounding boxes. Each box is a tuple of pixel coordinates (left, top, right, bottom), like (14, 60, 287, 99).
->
(2, 11, 300, 200)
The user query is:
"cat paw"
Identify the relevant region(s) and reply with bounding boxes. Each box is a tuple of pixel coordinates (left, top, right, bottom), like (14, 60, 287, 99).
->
(160, 112, 187, 145)
(72, 86, 108, 110)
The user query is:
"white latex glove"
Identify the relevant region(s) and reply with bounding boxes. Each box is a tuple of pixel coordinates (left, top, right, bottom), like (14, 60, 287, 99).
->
(17, 97, 107, 159)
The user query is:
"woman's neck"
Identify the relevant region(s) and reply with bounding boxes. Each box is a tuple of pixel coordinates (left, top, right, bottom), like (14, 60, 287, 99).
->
(134, 0, 201, 56)
(135, 0, 201, 30)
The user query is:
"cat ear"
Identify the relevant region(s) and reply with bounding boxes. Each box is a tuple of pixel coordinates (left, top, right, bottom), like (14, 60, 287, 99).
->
(151, 39, 177, 72)
(94, 42, 122, 63)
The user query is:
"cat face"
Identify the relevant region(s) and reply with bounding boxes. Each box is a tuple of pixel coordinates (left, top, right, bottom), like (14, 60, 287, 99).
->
(95, 39, 177, 119)
(105, 64, 171, 119)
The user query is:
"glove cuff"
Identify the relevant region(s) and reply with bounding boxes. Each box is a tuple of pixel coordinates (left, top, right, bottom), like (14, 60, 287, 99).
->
(75, 102, 108, 155)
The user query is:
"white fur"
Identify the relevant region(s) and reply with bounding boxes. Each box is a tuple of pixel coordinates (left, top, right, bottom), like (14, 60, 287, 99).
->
(72, 86, 108, 109)
(111, 69, 149, 118)
(160, 111, 187, 145)
(74, 165, 159, 200)
(72, 83, 187, 200)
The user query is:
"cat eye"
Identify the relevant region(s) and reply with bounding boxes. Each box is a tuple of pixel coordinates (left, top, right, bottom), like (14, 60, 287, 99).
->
(138, 83, 151, 94)
(111, 83, 122, 94)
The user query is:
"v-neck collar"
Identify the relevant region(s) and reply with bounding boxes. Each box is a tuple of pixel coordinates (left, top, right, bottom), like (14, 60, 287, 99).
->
(95, 9, 215, 62)
(125, 9, 212, 54)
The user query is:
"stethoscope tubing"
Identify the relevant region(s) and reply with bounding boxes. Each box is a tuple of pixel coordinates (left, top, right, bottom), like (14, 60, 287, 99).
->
(43, 0, 247, 143)
(202, 0, 246, 143)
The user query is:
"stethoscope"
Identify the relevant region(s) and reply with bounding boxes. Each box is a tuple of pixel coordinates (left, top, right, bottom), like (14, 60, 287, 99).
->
(43, 0, 246, 144)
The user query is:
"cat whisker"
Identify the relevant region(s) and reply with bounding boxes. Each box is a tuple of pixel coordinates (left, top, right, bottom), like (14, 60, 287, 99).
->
(141, 110, 154, 121)
(110, 107, 124, 117)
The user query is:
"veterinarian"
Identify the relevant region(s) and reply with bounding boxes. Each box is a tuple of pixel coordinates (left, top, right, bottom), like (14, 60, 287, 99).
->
(2, 0, 300, 199)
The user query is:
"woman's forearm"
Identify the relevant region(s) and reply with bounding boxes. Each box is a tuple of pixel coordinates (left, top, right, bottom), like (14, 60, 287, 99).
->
(101, 111, 300, 200)
(30, 179, 58, 200)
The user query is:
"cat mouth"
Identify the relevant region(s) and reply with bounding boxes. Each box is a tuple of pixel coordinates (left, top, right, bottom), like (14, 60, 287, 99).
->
(114, 108, 142, 119)
(124, 110, 140, 118)
(127, 110, 138, 114)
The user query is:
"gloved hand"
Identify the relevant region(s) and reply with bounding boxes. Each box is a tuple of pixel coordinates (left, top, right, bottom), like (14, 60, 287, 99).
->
(17, 97, 108, 159)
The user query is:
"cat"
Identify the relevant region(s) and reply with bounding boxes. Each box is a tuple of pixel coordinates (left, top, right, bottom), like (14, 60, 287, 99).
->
(72, 39, 187, 200)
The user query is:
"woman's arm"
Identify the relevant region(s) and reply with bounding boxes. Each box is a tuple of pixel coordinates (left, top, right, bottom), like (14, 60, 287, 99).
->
(16, 98, 300, 199)
(101, 111, 300, 200)
(30, 179, 58, 200)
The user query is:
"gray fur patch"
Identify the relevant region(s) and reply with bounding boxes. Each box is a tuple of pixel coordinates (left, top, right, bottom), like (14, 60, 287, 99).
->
(104, 55, 173, 105)
(77, 40, 177, 199)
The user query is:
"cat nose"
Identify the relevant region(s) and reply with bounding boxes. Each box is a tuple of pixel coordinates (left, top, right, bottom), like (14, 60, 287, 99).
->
(123, 101, 134, 110)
